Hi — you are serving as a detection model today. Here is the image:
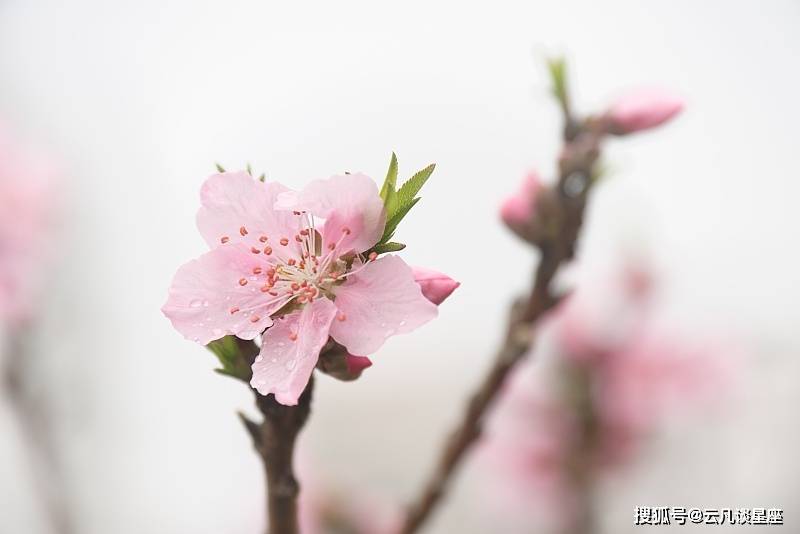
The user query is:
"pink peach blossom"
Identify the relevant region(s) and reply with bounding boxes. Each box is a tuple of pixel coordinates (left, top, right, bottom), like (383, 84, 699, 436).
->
(500, 171, 541, 234)
(605, 88, 684, 134)
(163, 171, 442, 405)
(412, 266, 459, 305)
(0, 126, 58, 327)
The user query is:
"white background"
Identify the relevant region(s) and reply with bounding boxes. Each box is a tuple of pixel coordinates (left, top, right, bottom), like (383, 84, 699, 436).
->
(1, 1, 799, 532)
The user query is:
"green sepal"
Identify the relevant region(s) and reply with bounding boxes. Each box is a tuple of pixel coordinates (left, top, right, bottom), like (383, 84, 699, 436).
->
(207, 335, 250, 382)
(215, 162, 226, 173)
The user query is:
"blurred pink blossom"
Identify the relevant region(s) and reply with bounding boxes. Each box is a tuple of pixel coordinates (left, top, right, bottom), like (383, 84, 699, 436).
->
(500, 171, 542, 236)
(480, 264, 732, 526)
(605, 88, 684, 134)
(162, 171, 445, 405)
(297, 455, 402, 534)
(0, 125, 58, 327)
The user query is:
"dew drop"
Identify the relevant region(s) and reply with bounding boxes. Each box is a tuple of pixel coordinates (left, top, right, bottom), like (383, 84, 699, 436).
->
(202, 300, 210, 307)
(399, 320, 407, 326)
(286, 359, 297, 370)
(255, 355, 263, 363)
(190, 299, 202, 308)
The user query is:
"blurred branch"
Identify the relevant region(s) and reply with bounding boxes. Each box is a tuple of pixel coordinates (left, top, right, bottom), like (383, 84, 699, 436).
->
(399, 66, 603, 534)
(2, 329, 76, 534)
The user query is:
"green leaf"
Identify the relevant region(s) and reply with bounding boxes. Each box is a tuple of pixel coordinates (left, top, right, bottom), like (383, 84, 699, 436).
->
(546, 56, 572, 116)
(258, 173, 266, 182)
(382, 196, 420, 241)
(215, 162, 226, 173)
(246, 162, 253, 176)
(372, 241, 406, 254)
(392, 163, 434, 212)
(380, 152, 399, 203)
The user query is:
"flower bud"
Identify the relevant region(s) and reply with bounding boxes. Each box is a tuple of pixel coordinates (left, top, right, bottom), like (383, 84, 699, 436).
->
(604, 89, 684, 135)
(500, 171, 542, 242)
(316, 341, 372, 381)
(412, 267, 459, 305)
(345, 354, 373, 376)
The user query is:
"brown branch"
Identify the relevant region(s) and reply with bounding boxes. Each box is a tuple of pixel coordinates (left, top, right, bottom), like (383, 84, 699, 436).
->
(399, 124, 602, 534)
(231, 338, 315, 534)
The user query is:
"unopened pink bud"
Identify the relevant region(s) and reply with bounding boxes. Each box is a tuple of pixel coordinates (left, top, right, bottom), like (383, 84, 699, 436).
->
(605, 88, 684, 134)
(500, 171, 541, 234)
(412, 267, 459, 305)
(345, 354, 372, 376)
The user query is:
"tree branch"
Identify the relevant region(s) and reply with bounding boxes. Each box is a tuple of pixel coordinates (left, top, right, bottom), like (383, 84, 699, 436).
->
(229, 338, 315, 534)
(399, 118, 602, 534)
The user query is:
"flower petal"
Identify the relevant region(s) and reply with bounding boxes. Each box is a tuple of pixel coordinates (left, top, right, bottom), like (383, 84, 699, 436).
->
(251, 298, 337, 405)
(330, 255, 438, 355)
(162, 243, 286, 345)
(276, 173, 385, 253)
(197, 171, 301, 253)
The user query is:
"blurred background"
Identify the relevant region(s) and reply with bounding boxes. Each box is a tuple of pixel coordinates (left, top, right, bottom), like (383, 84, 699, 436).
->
(1, 0, 798, 532)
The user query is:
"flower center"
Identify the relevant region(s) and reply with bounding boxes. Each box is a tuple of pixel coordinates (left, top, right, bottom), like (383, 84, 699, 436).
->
(225, 211, 372, 320)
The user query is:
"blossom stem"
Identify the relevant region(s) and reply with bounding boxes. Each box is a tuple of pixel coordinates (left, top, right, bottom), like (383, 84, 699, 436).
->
(400, 92, 602, 534)
(233, 338, 313, 534)
(2, 329, 75, 534)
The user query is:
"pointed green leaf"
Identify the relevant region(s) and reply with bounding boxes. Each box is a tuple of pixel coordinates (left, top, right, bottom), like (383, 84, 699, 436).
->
(383, 196, 420, 241)
(258, 173, 266, 182)
(380, 152, 399, 203)
(389, 163, 435, 217)
(246, 163, 253, 176)
(215, 162, 226, 173)
(372, 241, 406, 254)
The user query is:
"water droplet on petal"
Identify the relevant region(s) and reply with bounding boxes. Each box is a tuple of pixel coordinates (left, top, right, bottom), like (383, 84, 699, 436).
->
(255, 355, 263, 363)
(190, 299, 202, 308)
(399, 320, 406, 326)
(286, 359, 296, 371)
(202, 300, 210, 307)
